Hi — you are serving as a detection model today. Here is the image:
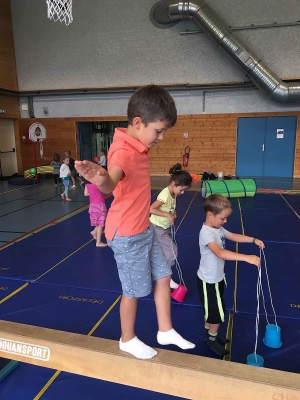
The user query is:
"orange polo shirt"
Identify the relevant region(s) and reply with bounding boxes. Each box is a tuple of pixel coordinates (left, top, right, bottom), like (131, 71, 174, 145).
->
(105, 128, 151, 241)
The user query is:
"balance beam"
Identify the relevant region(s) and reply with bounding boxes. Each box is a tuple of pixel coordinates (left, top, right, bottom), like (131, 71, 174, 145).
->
(0, 321, 299, 399)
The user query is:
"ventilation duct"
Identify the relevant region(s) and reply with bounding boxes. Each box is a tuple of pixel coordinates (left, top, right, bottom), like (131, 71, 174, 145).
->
(150, 0, 300, 103)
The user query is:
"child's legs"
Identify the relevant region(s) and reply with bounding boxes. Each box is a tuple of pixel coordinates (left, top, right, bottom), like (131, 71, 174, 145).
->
(150, 224, 173, 331)
(96, 225, 103, 243)
(107, 228, 155, 341)
(53, 174, 58, 184)
(152, 224, 178, 269)
(197, 276, 226, 329)
(119, 295, 138, 342)
(64, 183, 69, 197)
(154, 277, 172, 332)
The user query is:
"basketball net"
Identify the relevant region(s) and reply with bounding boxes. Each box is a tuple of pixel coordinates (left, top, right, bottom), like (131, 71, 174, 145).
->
(37, 138, 45, 158)
(46, 0, 73, 25)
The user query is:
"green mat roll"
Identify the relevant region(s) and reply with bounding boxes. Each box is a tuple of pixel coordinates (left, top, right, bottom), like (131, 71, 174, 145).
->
(201, 179, 256, 198)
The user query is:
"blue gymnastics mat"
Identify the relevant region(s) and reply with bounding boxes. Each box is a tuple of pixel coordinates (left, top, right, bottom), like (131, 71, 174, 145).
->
(241, 209, 300, 243)
(0, 243, 91, 282)
(0, 283, 120, 334)
(93, 296, 229, 360)
(235, 242, 300, 319)
(35, 243, 121, 292)
(0, 278, 28, 302)
(239, 194, 292, 211)
(231, 312, 300, 374)
(282, 194, 300, 209)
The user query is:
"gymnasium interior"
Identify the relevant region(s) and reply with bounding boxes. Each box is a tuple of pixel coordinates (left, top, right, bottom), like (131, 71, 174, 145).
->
(0, 0, 299, 399)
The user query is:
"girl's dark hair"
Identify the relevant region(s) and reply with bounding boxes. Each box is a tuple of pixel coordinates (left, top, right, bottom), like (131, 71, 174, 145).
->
(169, 164, 192, 187)
(53, 153, 60, 162)
(100, 148, 107, 156)
(127, 85, 177, 128)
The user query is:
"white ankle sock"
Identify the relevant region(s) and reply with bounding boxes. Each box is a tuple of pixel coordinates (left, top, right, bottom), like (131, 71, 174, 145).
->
(157, 329, 195, 350)
(170, 279, 179, 289)
(119, 336, 158, 359)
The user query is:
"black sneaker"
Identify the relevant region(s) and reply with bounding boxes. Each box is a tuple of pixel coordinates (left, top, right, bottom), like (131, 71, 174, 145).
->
(205, 330, 230, 345)
(207, 336, 229, 357)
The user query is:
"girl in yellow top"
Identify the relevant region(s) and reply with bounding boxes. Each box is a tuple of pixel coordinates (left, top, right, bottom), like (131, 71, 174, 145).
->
(150, 164, 192, 289)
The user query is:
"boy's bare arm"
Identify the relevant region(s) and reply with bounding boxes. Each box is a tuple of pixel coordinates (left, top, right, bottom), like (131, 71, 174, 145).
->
(207, 242, 260, 267)
(75, 161, 123, 194)
(225, 232, 265, 248)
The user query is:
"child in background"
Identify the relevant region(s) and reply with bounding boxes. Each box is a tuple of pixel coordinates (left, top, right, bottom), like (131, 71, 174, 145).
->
(75, 85, 195, 360)
(50, 153, 61, 187)
(198, 194, 264, 356)
(65, 150, 83, 188)
(150, 164, 192, 289)
(84, 181, 107, 247)
(98, 149, 107, 169)
(59, 156, 72, 201)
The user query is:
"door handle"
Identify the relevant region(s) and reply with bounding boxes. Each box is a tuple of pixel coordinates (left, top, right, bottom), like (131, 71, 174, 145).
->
(261, 144, 265, 152)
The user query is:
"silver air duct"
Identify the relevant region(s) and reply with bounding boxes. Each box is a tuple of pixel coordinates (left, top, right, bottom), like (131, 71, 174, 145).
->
(150, 0, 300, 103)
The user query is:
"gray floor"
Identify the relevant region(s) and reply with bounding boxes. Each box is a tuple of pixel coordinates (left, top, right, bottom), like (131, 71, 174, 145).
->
(0, 180, 88, 244)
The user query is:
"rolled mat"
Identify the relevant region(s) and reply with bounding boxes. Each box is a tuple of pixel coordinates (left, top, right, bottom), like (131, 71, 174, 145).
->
(201, 179, 256, 198)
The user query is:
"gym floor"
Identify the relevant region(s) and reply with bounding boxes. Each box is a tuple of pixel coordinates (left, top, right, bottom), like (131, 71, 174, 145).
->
(0, 177, 299, 399)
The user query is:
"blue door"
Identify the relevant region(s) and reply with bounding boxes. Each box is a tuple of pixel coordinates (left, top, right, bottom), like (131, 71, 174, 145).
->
(236, 117, 265, 177)
(236, 116, 296, 177)
(264, 117, 296, 177)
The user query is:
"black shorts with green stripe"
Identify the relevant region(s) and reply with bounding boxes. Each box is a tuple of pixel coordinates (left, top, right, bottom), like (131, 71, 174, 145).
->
(197, 276, 226, 324)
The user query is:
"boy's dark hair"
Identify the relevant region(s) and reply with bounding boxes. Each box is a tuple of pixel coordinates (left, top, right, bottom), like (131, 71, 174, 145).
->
(62, 155, 69, 161)
(127, 85, 177, 128)
(53, 153, 60, 162)
(65, 150, 71, 157)
(203, 194, 232, 215)
(100, 148, 107, 156)
(169, 163, 192, 187)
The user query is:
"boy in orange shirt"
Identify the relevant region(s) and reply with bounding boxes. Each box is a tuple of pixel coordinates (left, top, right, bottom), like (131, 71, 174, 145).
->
(75, 85, 195, 359)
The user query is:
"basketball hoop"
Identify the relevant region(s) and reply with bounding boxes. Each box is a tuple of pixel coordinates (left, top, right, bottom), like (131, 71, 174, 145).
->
(46, 0, 73, 26)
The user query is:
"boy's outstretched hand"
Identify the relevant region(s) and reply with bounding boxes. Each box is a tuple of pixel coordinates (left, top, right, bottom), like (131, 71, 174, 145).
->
(245, 255, 261, 267)
(75, 161, 108, 186)
(254, 239, 265, 249)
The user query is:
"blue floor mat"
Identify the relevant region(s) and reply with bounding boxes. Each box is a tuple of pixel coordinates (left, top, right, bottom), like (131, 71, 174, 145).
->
(94, 296, 229, 360)
(0, 283, 120, 334)
(282, 194, 300, 209)
(0, 278, 27, 302)
(0, 363, 57, 400)
(35, 243, 121, 292)
(0, 243, 90, 282)
(241, 209, 300, 243)
(235, 243, 300, 319)
(231, 312, 300, 374)
(239, 194, 291, 211)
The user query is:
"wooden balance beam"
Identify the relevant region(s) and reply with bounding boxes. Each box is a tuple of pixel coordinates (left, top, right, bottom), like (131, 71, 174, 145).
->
(0, 320, 299, 400)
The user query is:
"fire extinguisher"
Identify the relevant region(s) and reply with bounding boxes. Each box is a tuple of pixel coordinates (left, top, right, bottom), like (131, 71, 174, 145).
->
(183, 146, 191, 167)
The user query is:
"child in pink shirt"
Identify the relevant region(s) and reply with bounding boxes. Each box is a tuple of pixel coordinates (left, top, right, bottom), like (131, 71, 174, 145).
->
(84, 182, 107, 247)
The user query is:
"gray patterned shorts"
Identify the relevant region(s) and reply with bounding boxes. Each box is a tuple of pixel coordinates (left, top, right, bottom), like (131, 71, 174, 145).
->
(107, 224, 171, 298)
